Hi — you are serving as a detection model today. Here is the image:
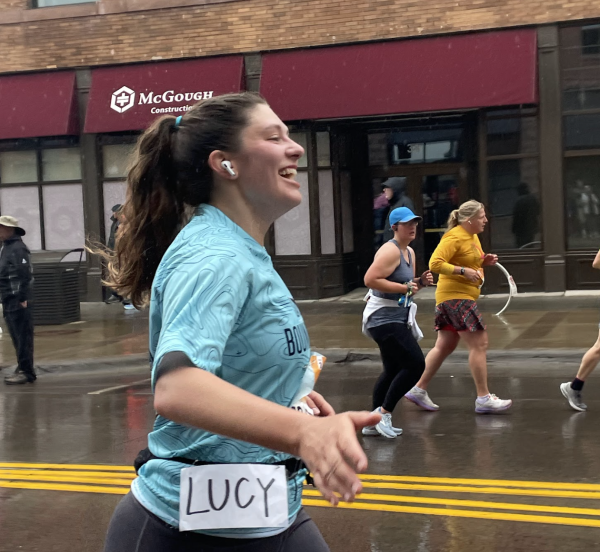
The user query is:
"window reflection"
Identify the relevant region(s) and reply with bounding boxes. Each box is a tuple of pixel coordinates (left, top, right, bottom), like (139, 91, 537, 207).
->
(368, 124, 463, 167)
(488, 158, 541, 250)
(565, 156, 600, 248)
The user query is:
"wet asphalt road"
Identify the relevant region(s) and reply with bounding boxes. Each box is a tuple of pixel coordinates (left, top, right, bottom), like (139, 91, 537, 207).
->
(2, 359, 600, 552)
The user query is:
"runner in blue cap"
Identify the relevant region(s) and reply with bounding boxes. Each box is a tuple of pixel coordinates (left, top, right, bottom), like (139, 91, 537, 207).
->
(362, 206, 434, 438)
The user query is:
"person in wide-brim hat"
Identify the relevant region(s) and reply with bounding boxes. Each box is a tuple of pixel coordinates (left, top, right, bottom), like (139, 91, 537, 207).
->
(0, 215, 26, 237)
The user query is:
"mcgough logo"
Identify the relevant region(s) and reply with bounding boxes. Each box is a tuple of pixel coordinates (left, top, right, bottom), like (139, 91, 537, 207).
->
(110, 86, 214, 114)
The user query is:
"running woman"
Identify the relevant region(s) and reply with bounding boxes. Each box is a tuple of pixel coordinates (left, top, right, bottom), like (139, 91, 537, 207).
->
(560, 248, 600, 411)
(405, 200, 512, 414)
(362, 207, 433, 438)
(100, 93, 379, 552)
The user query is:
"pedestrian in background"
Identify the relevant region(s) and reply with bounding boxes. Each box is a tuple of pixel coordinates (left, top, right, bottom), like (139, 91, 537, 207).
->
(0, 216, 35, 385)
(406, 200, 512, 413)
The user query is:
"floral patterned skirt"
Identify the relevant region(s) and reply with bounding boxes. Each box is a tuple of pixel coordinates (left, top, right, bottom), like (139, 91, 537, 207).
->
(434, 299, 486, 333)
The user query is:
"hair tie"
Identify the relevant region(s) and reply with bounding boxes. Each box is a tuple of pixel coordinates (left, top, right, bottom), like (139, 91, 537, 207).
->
(175, 115, 183, 128)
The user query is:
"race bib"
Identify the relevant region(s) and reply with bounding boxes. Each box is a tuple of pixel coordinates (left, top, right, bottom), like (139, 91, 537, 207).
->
(179, 464, 288, 531)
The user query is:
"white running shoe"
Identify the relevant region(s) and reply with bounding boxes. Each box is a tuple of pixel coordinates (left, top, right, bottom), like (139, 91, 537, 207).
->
(375, 410, 398, 439)
(362, 408, 402, 436)
(475, 394, 512, 414)
(560, 382, 587, 412)
(405, 386, 440, 411)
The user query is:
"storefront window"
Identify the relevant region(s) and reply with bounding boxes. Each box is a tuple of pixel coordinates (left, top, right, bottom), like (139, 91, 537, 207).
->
(487, 115, 538, 156)
(0, 151, 38, 183)
(368, 123, 464, 167)
(561, 23, 600, 251)
(316, 132, 330, 167)
(42, 184, 85, 250)
(488, 158, 541, 250)
(565, 156, 600, 249)
(103, 144, 135, 178)
(274, 171, 311, 255)
(42, 148, 82, 181)
(0, 187, 42, 251)
(290, 132, 308, 169)
(485, 109, 541, 251)
(564, 113, 600, 150)
(318, 170, 336, 254)
(560, 24, 600, 111)
(0, 143, 82, 251)
(340, 171, 354, 253)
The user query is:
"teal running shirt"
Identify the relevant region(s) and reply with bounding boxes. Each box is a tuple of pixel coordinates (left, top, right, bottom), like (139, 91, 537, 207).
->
(131, 204, 311, 538)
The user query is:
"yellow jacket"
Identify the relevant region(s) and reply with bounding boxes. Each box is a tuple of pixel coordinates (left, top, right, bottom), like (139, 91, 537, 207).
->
(429, 225, 485, 304)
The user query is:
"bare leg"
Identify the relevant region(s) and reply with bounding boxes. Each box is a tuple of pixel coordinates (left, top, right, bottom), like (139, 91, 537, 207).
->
(458, 330, 489, 396)
(576, 329, 600, 381)
(415, 330, 460, 390)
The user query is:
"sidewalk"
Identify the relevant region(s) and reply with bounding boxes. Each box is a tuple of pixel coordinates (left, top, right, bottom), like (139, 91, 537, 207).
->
(0, 290, 598, 372)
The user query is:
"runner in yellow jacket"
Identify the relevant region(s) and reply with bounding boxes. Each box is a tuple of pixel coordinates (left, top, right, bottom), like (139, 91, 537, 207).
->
(405, 200, 513, 414)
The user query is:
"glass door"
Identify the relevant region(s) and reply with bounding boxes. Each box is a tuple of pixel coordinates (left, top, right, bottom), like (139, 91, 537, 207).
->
(370, 165, 464, 269)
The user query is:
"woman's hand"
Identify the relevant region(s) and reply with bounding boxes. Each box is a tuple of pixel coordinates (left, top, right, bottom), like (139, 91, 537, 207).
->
(419, 270, 434, 286)
(483, 254, 498, 266)
(297, 411, 381, 506)
(305, 391, 335, 417)
(463, 267, 483, 283)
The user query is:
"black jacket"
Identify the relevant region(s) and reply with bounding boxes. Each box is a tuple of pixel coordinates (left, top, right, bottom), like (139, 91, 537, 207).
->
(0, 235, 33, 311)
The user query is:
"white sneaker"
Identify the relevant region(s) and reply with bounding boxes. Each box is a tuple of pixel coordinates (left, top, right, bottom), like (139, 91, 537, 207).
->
(475, 394, 512, 414)
(362, 408, 403, 436)
(375, 409, 398, 439)
(560, 382, 587, 412)
(405, 386, 440, 411)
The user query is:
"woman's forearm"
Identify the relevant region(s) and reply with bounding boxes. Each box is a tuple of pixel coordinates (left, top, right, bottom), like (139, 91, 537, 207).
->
(154, 367, 309, 457)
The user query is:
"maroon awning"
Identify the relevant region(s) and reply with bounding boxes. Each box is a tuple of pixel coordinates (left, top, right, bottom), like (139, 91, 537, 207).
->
(260, 29, 538, 121)
(0, 72, 78, 140)
(84, 56, 245, 133)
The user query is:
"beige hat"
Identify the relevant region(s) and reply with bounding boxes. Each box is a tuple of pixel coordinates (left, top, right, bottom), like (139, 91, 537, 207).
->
(0, 215, 25, 236)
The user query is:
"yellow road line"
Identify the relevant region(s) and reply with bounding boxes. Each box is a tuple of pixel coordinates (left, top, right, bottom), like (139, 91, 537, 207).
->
(0, 463, 134, 472)
(0, 473, 134, 486)
(0, 481, 129, 495)
(302, 498, 600, 528)
(361, 481, 600, 500)
(0, 470, 136, 480)
(360, 473, 600, 492)
(303, 489, 600, 517)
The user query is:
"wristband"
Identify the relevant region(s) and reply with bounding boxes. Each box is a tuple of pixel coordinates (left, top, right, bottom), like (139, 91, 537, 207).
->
(419, 276, 426, 287)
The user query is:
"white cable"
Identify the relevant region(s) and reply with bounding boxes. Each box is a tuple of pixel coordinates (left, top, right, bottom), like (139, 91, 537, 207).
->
(494, 262, 518, 316)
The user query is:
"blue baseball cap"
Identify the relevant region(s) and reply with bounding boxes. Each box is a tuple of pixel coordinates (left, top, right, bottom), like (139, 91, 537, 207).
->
(389, 207, 422, 226)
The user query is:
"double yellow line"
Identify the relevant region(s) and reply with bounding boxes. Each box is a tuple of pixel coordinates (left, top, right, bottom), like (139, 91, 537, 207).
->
(2, 462, 600, 528)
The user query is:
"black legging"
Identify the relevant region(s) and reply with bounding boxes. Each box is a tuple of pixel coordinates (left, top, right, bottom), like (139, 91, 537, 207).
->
(103, 493, 330, 552)
(369, 322, 425, 412)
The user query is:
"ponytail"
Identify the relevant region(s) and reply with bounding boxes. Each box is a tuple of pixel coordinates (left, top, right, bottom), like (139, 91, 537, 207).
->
(446, 200, 484, 231)
(92, 92, 268, 307)
(446, 209, 460, 230)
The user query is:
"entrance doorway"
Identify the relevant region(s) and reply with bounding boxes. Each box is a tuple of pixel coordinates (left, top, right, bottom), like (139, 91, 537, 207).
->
(370, 164, 467, 269)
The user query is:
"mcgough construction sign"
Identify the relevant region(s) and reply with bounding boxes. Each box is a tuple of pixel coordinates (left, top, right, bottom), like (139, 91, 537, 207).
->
(85, 57, 244, 133)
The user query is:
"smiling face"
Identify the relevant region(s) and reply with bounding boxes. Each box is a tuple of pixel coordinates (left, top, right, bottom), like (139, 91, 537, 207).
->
(230, 104, 305, 221)
(469, 208, 488, 234)
(393, 219, 419, 243)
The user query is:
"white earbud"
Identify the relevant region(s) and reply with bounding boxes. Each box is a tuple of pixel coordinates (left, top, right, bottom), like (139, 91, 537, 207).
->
(221, 160, 236, 177)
